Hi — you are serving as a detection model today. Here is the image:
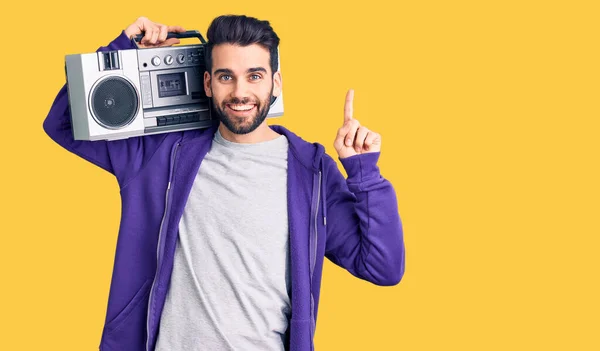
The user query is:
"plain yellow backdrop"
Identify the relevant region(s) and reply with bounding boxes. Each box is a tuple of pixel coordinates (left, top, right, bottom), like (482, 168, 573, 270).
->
(1, 0, 599, 350)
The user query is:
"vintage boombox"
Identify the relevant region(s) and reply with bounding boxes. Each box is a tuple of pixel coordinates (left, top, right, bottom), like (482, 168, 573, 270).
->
(64, 30, 284, 141)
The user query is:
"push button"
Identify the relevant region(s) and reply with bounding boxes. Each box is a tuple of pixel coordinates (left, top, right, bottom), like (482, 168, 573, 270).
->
(189, 113, 200, 122)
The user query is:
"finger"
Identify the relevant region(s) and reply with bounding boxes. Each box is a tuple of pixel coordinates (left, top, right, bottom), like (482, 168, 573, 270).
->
(365, 132, 381, 151)
(136, 16, 148, 26)
(354, 126, 369, 152)
(344, 89, 354, 122)
(335, 126, 348, 150)
(141, 26, 154, 46)
(344, 119, 360, 147)
(363, 131, 377, 151)
(138, 17, 154, 44)
(157, 24, 168, 43)
(159, 26, 186, 47)
(133, 16, 149, 36)
(337, 116, 356, 136)
(336, 118, 357, 142)
(150, 26, 160, 44)
(333, 134, 345, 151)
(162, 38, 181, 47)
(168, 25, 186, 33)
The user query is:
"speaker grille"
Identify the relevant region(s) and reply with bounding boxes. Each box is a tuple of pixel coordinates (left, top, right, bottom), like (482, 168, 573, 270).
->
(90, 76, 138, 128)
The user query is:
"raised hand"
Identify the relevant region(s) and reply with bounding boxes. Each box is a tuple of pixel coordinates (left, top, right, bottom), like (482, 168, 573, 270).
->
(124, 16, 186, 48)
(333, 89, 382, 159)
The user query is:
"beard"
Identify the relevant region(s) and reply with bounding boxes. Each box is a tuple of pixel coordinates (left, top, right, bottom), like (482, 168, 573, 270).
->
(211, 85, 274, 135)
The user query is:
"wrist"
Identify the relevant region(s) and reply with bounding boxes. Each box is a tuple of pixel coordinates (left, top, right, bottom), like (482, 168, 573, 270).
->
(339, 152, 381, 183)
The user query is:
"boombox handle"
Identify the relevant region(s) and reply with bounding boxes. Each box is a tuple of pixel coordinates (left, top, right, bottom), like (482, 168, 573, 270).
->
(131, 30, 207, 48)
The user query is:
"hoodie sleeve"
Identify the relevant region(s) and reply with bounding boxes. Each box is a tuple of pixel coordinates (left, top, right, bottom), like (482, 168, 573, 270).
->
(42, 30, 168, 188)
(323, 152, 405, 286)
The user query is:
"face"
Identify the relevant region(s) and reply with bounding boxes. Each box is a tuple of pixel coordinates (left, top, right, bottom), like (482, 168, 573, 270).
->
(204, 43, 282, 135)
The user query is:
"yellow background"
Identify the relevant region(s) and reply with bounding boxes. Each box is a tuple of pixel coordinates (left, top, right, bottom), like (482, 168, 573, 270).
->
(1, 0, 599, 350)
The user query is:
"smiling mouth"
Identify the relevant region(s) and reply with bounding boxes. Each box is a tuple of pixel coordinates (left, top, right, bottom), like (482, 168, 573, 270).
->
(226, 104, 257, 114)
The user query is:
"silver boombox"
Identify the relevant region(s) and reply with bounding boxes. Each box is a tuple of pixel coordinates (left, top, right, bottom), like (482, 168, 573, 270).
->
(65, 30, 284, 141)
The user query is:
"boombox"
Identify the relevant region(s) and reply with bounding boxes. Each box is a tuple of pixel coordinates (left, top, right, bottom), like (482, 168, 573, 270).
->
(64, 31, 284, 141)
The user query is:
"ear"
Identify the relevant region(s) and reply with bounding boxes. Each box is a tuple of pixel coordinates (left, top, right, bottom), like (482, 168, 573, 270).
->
(272, 71, 282, 97)
(204, 71, 212, 97)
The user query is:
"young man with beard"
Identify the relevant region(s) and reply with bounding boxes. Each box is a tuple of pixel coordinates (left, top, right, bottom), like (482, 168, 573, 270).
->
(43, 15, 405, 351)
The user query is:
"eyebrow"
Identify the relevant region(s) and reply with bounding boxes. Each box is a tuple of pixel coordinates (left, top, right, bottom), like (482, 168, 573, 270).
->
(247, 67, 268, 74)
(213, 67, 268, 75)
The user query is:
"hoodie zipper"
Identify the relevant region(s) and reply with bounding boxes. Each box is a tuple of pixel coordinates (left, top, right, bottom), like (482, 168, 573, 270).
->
(312, 171, 321, 279)
(309, 170, 321, 350)
(146, 142, 180, 351)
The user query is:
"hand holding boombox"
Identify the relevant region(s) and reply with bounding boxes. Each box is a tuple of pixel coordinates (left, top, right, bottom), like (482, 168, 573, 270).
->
(124, 16, 187, 48)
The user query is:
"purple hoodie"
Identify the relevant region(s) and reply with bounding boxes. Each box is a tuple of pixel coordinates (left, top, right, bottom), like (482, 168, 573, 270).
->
(43, 30, 405, 351)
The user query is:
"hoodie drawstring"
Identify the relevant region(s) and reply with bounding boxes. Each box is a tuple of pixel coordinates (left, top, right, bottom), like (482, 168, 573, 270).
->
(320, 159, 327, 226)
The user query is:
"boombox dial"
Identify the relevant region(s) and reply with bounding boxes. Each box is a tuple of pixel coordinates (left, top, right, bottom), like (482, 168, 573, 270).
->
(177, 54, 185, 64)
(164, 55, 173, 65)
(151, 56, 161, 66)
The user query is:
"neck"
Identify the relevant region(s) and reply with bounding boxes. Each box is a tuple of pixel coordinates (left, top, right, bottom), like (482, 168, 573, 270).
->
(218, 121, 280, 144)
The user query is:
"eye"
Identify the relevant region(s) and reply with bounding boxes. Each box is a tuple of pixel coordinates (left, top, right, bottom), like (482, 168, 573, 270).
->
(250, 74, 262, 80)
(219, 75, 232, 81)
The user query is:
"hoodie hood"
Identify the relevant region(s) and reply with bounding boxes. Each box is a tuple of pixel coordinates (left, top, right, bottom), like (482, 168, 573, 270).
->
(270, 124, 329, 227)
(270, 124, 325, 173)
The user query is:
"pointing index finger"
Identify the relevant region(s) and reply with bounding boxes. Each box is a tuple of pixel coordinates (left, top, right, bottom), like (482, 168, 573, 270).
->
(344, 89, 354, 122)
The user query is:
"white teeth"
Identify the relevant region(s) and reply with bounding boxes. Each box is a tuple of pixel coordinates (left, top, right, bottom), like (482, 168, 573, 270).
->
(229, 104, 254, 111)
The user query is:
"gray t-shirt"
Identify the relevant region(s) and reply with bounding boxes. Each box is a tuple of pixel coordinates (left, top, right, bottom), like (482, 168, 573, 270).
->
(155, 129, 291, 351)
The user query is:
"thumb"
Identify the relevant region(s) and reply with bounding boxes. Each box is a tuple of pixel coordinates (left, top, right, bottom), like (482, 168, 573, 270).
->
(162, 38, 181, 47)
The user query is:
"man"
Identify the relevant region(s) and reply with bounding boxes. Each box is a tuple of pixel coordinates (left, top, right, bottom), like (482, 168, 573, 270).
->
(43, 15, 405, 351)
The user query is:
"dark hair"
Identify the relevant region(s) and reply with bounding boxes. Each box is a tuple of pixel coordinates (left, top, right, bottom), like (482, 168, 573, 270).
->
(204, 15, 280, 76)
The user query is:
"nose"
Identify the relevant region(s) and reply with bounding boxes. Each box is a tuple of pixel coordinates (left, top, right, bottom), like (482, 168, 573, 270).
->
(231, 79, 250, 100)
